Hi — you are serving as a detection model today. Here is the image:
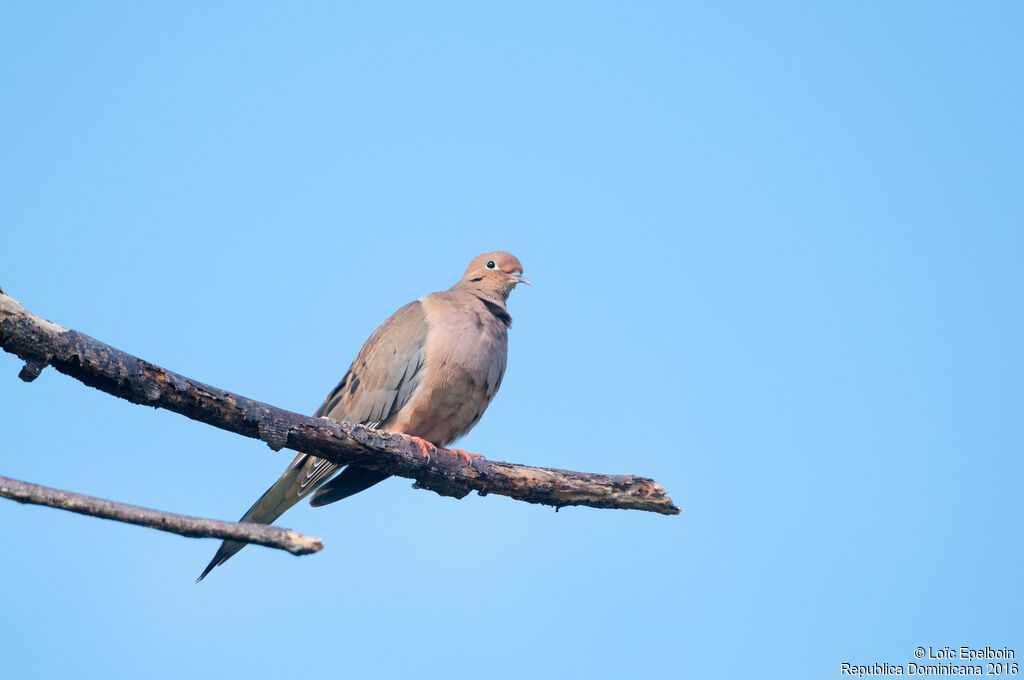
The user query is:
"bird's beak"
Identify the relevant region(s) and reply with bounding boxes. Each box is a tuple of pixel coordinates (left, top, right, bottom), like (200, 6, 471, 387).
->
(510, 273, 532, 286)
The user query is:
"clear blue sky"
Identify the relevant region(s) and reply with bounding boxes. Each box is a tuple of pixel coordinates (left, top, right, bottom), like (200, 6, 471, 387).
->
(1, 2, 1021, 678)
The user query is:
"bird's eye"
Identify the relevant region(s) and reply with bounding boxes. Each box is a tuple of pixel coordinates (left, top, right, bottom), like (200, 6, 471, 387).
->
(486, 260, 496, 269)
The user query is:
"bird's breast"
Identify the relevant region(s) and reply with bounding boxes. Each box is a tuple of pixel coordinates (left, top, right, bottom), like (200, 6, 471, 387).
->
(392, 293, 510, 446)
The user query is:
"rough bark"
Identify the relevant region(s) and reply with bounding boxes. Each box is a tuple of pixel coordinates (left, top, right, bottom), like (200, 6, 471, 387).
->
(0, 474, 322, 555)
(0, 287, 680, 516)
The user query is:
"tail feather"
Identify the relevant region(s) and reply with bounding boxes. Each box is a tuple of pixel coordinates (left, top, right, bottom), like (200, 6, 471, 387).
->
(196, 453, 336, 582)
(310, 466, 389, 507)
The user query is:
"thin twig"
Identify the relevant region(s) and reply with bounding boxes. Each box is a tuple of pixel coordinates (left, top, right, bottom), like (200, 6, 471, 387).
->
(0, 474, 322, 555)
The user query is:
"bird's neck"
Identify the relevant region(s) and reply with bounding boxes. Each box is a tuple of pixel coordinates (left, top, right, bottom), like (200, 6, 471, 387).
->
(449, 284, 513, 327)
(451, 281, 512, 303)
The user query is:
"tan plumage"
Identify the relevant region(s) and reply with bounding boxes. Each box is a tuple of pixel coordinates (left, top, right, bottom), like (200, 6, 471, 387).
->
(197, 251, 529, 581)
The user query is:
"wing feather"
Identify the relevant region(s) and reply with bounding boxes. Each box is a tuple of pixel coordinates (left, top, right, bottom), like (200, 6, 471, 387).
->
(301, 300, 429, 496)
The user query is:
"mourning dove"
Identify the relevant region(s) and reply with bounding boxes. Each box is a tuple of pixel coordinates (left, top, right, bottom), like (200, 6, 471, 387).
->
(197, 251, 530, 580)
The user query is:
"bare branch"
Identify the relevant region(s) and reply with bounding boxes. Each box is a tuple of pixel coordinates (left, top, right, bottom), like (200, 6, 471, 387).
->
(0, 288, 680, 515)
(0, 474, 322, 555)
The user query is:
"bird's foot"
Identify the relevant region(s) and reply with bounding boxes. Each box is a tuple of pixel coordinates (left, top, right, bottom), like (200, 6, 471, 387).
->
(400, 433, 436, 461)
(448, 448, 483, 463)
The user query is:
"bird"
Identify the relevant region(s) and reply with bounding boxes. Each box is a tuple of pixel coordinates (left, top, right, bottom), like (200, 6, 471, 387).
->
(197, 251, 530, 581)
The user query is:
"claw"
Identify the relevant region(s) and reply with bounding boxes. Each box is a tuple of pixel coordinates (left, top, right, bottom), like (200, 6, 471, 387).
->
(400, 433, 436, 460)
(448, 448, 483, 463)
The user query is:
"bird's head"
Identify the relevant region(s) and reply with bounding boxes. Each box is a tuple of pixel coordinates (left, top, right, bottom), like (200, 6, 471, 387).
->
(457, 251, 531, 299)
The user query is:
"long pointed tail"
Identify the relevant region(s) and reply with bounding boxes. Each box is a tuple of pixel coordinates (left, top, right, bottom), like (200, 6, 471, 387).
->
(196, 453, 338, 581)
